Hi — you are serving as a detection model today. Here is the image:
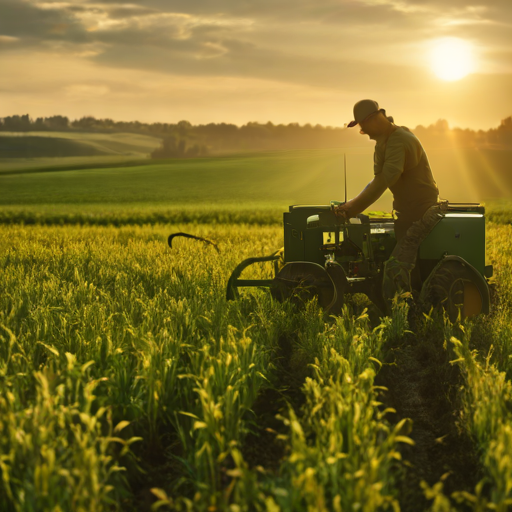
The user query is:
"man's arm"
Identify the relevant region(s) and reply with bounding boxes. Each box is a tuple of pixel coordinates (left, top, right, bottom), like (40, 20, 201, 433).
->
(337, 140, 405, 218)
(337, 172, 397, 217)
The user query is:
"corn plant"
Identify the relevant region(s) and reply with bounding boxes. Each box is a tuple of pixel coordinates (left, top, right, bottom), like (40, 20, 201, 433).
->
(271, 306, 412, 512)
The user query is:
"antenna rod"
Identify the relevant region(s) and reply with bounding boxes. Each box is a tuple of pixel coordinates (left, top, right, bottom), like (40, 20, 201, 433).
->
(344, 153, 347, 204)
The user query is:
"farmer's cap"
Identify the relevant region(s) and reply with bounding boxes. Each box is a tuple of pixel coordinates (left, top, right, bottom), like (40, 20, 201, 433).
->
(347, 99, 385, 128)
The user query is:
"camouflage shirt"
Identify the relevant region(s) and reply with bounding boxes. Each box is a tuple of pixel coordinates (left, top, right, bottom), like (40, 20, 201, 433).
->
(374, 126, 439, 220)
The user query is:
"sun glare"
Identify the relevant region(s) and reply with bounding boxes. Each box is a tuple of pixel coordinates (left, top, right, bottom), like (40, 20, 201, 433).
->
(430, 38, 474, 81)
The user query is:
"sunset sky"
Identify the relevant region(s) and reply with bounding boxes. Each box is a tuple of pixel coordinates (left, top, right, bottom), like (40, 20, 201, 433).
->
(1, 0, 511, 130)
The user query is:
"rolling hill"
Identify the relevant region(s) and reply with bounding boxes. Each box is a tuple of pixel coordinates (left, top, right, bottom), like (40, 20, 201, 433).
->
(0, 131, 161, 169)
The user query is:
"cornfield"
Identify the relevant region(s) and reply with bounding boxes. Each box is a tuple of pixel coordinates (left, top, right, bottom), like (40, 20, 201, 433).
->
(1, 219, 511, 511)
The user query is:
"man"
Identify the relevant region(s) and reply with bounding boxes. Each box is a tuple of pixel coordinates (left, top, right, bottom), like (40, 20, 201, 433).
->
(335, 99, 445, 302)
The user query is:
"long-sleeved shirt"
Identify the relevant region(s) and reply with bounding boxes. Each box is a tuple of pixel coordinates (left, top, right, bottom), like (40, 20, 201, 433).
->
(373, 125, 439, 220)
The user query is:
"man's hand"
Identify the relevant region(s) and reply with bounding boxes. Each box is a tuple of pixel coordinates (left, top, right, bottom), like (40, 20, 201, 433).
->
(335, 175, 389, 220)
(334, 199, 357, 219)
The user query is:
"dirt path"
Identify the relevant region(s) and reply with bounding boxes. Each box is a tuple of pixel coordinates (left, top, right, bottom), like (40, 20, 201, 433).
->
(242, 332, 305, 472)
(377, 322, 481, 511)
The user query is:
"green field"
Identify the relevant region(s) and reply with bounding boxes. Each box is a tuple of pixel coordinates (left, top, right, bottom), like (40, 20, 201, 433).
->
(0, 148, 374, 203)
(2, 145, 512, 226)
(2, 146, 512, 511)
(0, 148, 392, 225)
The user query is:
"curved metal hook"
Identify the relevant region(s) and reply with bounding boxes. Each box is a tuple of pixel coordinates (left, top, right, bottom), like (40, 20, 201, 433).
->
(168, 232, 220, 252)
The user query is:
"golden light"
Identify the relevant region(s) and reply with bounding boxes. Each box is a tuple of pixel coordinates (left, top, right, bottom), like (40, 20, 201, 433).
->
(430, 38, 474, 81)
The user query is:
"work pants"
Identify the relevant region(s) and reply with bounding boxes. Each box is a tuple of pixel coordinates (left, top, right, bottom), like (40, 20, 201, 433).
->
(382, 202, 448, 303)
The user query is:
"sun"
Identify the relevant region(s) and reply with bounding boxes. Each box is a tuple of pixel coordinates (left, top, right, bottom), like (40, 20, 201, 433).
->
(430, 38, 474, 81)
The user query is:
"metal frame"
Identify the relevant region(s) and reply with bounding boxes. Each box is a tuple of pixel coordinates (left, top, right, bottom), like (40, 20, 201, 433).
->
(226, 252, 280, 300)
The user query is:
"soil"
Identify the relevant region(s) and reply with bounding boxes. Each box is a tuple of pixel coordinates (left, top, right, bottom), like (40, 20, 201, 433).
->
(129, 431, 185, 512)
(376, 310, 482, 512)
(241, 332, 307, 473)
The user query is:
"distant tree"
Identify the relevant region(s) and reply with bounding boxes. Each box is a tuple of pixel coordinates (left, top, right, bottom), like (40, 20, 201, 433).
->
(163, 136, 177, 154)
(496, 116, 512, 146)
(186, 144, 200, 157)
(185, 143, 208, 157)
(177, 139, 186, 156)
(176, 120, 192, 139)
(433, 119, 450, 132)
(33, 117, 47, 131)
(151, 136, 180, 159)
(72, 116, 98, 130)
(44, 115, 69, 130)
(500, 116, 512, 130)
(3, 111, 512, 151)
(99, 118, 115, 130)
(2, 114, 32, 131)
(151, 136, 208, 159)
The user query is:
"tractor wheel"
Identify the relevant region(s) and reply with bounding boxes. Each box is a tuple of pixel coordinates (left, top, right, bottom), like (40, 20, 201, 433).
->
(271, 262, 346, 315)
(421, 259, 486, 322)
(324, 261, 348, 315)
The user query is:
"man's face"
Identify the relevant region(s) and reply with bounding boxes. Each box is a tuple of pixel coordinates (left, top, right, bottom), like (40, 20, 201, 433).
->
(358, 111, 384, 137)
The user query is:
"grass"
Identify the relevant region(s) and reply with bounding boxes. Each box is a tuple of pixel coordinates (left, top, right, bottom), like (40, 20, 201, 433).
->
(0, 147, 394, 226)
(0, 131, 161, 176)
(272, 305, 412, 511)
(405, 221, 512, 511)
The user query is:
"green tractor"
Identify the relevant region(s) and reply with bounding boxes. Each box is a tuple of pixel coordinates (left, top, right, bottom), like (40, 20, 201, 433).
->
(226, 202, 494, 320)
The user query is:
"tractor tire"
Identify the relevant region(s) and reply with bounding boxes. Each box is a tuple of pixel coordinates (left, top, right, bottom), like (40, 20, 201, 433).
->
(421, 258, 488, 322)
(325, 261, 348, 316)
(271, 262, 345, 315)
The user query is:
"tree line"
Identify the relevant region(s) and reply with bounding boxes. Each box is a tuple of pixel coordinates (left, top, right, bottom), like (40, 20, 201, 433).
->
(1, 114, 511, 157)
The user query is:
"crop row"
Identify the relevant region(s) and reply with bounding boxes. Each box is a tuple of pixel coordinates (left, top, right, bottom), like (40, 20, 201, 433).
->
(0, 224, 412, 511)
(0, 222, 511, 511)
(0, 204, 285, 227)
(0, 202, 510, 227)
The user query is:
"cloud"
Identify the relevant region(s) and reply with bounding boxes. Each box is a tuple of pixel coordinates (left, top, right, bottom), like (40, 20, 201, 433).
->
(99, 5, 158, 19)
(90, 35, 438, 94)
(0, 0, 510, 129)
(0, 0, 89, 44)
(0, 34, 19, 43)
(3, 0, 511, 73)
